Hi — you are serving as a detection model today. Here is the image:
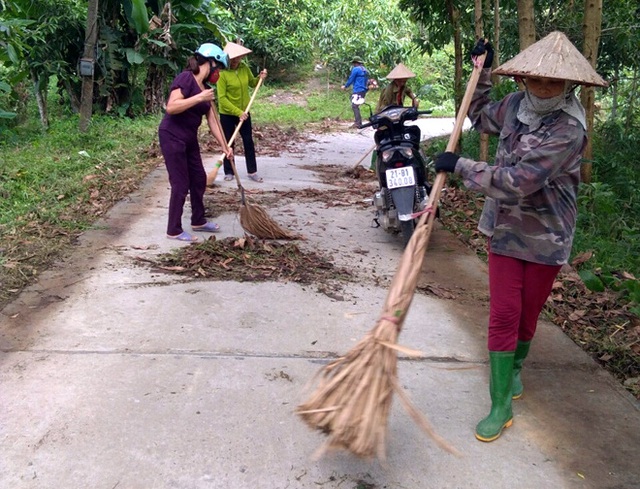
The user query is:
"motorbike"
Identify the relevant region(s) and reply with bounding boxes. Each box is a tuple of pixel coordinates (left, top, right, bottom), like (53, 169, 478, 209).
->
(360, 104, 434, 245)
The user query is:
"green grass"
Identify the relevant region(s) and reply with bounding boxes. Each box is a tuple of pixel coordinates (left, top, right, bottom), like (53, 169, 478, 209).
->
(253, 80, 354, 127)
(0, 114, 160, 231)
(252, 74, 455, 128)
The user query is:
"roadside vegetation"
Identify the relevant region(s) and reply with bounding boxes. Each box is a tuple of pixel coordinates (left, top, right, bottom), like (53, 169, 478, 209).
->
(427, 128, 640, 400)
(1, 1, 638, 398)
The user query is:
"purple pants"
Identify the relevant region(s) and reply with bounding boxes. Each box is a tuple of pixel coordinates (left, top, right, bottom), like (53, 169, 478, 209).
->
(158, 129, 207, 236)
(488, 251, 562, 351)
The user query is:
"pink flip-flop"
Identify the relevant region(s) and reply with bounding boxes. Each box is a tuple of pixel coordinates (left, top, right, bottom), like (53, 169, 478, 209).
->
(192, 222, 221, 233)
(167, 231, 199, 242)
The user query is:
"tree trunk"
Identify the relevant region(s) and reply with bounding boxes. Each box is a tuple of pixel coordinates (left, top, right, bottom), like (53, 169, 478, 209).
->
(475, 0, 489, 162)
(517, 0, 536, 50)
(31, 70, 49, 129)
(475, 0, 483, 35)
(446, 0, 462, 116)
(144, 63, 168, 114)
(624, 69, 638, 129)
(493, 0, 500, 74)
(611, 68, 618, 119)
(580, 0, 603, 183)
(62, 79, 81, 113)
(79, 0, 99, 133)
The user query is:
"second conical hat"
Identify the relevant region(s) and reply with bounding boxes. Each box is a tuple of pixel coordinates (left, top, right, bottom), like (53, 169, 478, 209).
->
(386, 63, 416, 80)
(493, 31, 607, 87)
(224, 42, 252, 59)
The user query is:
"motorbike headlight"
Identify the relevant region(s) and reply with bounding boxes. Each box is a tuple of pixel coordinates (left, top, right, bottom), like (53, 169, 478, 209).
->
(381, 149, 395, 163)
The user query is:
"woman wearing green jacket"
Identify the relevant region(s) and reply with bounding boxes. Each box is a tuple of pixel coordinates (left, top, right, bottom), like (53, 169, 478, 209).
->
(217, 42, 267, 183)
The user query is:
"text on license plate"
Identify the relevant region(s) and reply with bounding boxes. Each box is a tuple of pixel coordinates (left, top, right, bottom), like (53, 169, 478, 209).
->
(386, 166, 416, 189)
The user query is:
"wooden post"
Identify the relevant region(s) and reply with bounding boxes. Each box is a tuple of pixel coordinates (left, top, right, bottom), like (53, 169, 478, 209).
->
(475, 0, 490, 162)
(79, 0, 99, 133)
(580, 0, 603, 184)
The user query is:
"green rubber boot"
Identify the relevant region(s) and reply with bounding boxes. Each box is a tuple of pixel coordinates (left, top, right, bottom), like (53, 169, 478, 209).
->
(475, 351, 515, 442)
(512, 340, 531, 400)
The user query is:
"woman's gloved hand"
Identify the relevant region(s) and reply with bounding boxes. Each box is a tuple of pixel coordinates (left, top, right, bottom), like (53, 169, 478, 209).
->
(471, 38, 494, 68)
(434, 152, 460, 173)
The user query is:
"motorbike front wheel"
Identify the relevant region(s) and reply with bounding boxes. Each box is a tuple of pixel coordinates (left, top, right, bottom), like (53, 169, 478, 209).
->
(400, 220, 415, 247)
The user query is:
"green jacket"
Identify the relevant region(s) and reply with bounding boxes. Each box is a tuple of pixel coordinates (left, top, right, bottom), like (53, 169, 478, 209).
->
(217, 64, 260, 116)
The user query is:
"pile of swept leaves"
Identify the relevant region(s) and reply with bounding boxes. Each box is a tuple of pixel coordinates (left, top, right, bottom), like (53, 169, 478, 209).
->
(146, 235, 353, 287)
(440, 185, 640, 400)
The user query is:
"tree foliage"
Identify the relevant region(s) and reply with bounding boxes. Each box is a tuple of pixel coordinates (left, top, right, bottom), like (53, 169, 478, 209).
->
(0, 0, 84, 123)
(1, 0, 640, 123)
(314, 0, 416, 79)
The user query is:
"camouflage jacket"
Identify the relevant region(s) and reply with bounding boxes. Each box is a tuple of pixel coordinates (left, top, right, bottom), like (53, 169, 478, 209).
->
(453, 69, 587, 265)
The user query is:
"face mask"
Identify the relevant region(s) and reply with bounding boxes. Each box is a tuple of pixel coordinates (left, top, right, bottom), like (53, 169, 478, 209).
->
(207, 68, 220, 84)
(206, 62, 220, 84)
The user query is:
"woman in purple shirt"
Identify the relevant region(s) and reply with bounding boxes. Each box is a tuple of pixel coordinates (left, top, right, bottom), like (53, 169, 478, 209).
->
(159, 43, 233, 242)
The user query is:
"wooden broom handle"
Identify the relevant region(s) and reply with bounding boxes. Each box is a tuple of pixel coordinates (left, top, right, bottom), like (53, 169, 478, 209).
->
(227, 75, 264, 147)
(211, 74, 264, 191)
(209, 100, 230, 153)
(418, 53, 487, 230)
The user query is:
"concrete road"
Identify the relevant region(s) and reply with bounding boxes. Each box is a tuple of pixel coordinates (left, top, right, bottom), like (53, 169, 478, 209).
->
(1, 121, 639, 489)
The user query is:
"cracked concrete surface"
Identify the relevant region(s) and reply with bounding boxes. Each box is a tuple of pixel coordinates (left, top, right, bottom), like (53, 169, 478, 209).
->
(1, 121, 639, 489)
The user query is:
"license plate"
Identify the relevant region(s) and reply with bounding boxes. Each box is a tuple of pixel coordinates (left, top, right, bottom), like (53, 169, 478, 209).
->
(386, 166, 415, 189)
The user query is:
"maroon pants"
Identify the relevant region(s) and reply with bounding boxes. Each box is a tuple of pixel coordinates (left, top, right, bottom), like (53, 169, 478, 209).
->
(488, 251, 562, 351)
(159, 129, 207, 236)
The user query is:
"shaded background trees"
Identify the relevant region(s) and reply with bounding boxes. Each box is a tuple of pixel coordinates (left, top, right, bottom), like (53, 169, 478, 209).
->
(3, 0, 638, 126)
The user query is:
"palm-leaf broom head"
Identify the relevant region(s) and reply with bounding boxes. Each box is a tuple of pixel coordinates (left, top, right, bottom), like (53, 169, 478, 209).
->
(239, 202, 299, 240)
(296, 54, 488, 461)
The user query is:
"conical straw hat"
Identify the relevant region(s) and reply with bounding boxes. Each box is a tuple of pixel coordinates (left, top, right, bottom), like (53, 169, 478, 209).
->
(493, 31, 607, 87)
(224, 42, 252, 59)
(386, 63, 416, 80)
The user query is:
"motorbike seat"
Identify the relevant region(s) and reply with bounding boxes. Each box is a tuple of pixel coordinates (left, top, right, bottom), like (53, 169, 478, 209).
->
(374, 123, 421, 146)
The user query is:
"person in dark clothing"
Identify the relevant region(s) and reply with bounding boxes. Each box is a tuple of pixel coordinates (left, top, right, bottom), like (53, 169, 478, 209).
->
(158, 43, 233, 242)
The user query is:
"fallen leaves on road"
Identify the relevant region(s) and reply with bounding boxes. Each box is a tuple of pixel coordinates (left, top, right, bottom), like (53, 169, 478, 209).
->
(439, 182, 640, 400)
(142, 235, 354, 293)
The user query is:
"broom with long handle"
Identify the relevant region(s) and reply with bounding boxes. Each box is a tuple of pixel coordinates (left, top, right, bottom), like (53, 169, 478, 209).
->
(205, 99, 231, 185)
(297, 54, 487, 461)
(351, 143, 377, 171)
(206, 76, 263, 186)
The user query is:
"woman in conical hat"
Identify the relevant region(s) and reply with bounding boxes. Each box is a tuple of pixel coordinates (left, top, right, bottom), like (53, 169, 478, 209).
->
(434, 32, 607, 443)
(217, 41, 267, 182)
(368, 63, 421, 170)
(375, 63, 420, 112)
